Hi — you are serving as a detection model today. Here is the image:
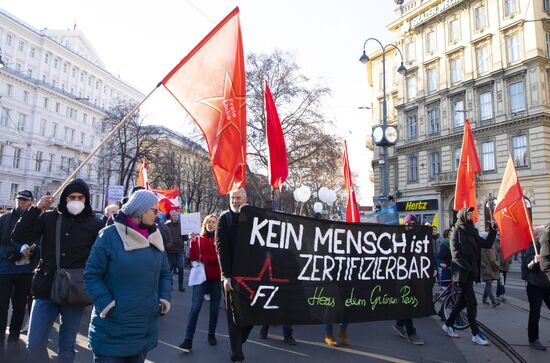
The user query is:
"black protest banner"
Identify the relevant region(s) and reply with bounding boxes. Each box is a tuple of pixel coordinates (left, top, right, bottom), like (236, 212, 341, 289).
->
(230, 206, 436, 326)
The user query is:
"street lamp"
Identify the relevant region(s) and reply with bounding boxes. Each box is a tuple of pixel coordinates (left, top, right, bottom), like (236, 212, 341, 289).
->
(359, 38, 407, 208)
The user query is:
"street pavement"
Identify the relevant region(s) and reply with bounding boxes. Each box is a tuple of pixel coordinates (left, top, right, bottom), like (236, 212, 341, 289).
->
(2, 262, 549, 362)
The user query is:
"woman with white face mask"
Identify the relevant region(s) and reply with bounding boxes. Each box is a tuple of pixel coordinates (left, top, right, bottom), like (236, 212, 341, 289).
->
(11, 178, 104, 363)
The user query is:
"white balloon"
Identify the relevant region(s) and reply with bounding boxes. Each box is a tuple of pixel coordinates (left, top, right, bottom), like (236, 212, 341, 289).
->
(318, 187, 330, 203)
(293, 189, 301, 202)
(326, 189, 337, 204)
(298, 186, 311, 203)
(313, 202, 323, 214)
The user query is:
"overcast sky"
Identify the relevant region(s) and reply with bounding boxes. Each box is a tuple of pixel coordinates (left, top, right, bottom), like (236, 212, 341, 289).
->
(4, 0, 397, 205)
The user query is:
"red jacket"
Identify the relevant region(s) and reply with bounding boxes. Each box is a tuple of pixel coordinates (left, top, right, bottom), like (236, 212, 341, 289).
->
(189, 233, 221, 281)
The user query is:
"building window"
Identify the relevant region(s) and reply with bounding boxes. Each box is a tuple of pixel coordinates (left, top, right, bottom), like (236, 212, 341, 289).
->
(13, 148, 21, 168)
(407, 155, 418, 182)
(27, 69, 33, 78)
(476, 46, 489, 74)
(426, 30, 436, 53)
(512, 135, 528, 167)
(449, 19, 460, 42)
(481, 142, 495, 171)
(474, 5, 487, 30)
(48, 154, 54, 172)
(506, 33, 521, 63)
(450, 57, 462, 84)
(17, 113, 26, 131)
(10, 184, 19, 201)
(56, 102, 61, 113)
(40, 119, 47, 136)
(72, 67, 77, 78)
(54, 58, 58, 69)
(407, 114, 417, 140)
(406, 40, 416, 62)
(64, 127, 75, 143)
(406, 75, 417, 99)
(44, 53, 49, 64)
(453, 147, 462, 171)
(428, 106, 440, 134)
(6, 83, 13, 96)
(546, 33, 550, 57)
(504, 0, 518, 17)
(80, 132, 85, 145)
(0, 145, 3, 165)
(427, 67, 438, 93)
(0, 108, 10, 126)
(23, 91, 29, 103)
(429, 152, 441, 179)
(15, 63, 22, 73)
(479, 91, 493, 121)
(6, 33, 13, 46)
(51, 123, 58, 138)
(546, 0, 550, 11)
(30, 47, 35, 58)
(452, 100, 465, 128)
(63, 63, 68, 73)
(35, 151, 43, 172)
(44, 97, 49, 108)
(509, 81, 525, 113)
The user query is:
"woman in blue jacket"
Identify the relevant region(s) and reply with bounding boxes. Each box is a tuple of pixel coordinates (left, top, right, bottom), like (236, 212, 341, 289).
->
(84, 190, 171, 363)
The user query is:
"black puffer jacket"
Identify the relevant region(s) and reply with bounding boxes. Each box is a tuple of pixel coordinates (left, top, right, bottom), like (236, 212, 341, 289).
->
(11, 179, 104, 298)
(523, 242, 550, 290)
(450, 208, 496, 283)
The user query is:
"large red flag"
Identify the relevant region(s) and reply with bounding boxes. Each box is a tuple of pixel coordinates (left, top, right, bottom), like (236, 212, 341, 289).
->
(136, 159, 149, 189)
(454, 120, 481, 222)
(161, 7, 246, 195)
(493, 154, 533, 260)
(343, 141, 360, 223)
(264, 81, 288, 191)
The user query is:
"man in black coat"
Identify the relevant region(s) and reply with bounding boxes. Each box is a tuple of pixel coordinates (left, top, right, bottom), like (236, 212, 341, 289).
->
(442, 207, 496, 346)
(0, 190, 37, 351)
(215, 188, 253, 363)
(12, 178, 103, 362)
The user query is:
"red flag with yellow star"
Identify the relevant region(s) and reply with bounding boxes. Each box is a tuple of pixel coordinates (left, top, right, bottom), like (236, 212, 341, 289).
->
(161, 7, 246, 195)
(493, 154, 533, 260)
(454, 120, 481, 222)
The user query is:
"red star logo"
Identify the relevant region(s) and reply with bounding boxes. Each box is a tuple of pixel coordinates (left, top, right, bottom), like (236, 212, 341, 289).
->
(234, 255, 289, 300)
(500, 200, 519, 223)
(198, 70, 246, 139)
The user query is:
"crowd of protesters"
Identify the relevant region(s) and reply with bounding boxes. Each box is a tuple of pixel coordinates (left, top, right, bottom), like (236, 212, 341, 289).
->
(1, 182, 550, 362)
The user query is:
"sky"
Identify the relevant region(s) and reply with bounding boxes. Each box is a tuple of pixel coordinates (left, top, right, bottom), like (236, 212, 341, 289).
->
(4, 0, 397, 206)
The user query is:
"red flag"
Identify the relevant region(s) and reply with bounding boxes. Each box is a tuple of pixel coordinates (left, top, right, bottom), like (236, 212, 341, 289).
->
(136, 159, 149, 190)
(493, 154, 533, 260)
(161, 7, 246, 196)
(264, 81, 288, 191)
(343, 141, 360, 223)
(454, 120, 481, 222)
(151, 188, 181, 215)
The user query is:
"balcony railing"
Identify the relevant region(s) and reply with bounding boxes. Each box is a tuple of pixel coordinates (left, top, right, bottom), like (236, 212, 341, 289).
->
(432, 171, 457, 186)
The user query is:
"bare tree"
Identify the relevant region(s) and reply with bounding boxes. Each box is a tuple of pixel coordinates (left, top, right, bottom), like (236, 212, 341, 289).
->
(100, 103, 165, 195)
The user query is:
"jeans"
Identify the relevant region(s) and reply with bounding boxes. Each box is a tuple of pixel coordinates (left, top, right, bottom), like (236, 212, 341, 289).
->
(94, 353, 146, 363)
(168, 253, 184, 288)
(526, 283, 550, 343)
(324, 323, 348, 335)
(0, 273, 32, 341)
(445, 280, 480, 335)
(185, 280, 222, 340)
(395, 319, 416, 336)
(27, 298, 85, 363)
(483, 280, 496, 304)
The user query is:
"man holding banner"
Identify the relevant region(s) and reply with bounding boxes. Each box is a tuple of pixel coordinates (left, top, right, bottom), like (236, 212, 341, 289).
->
(215, 189, 253, 363)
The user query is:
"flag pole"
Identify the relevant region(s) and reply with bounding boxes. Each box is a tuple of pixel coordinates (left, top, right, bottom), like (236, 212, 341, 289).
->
(520, 196, 539, 256)
(52, 85, 160, 198)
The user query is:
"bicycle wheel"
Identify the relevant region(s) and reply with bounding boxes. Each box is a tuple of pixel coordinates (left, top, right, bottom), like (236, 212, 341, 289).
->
(443, 293, 469, 330)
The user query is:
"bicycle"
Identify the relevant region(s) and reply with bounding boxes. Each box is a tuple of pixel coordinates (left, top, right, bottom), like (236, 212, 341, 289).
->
(433, 280, 469, 330)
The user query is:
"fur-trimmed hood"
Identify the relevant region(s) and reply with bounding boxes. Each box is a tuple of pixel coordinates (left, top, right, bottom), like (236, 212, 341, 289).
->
(113, 211, 164, 252)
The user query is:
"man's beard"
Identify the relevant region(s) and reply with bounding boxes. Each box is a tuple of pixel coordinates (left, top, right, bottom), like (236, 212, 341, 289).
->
(230, 205, 240, 213)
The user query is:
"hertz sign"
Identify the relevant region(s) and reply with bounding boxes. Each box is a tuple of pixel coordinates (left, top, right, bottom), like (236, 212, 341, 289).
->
(396, 199, 439, 212)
